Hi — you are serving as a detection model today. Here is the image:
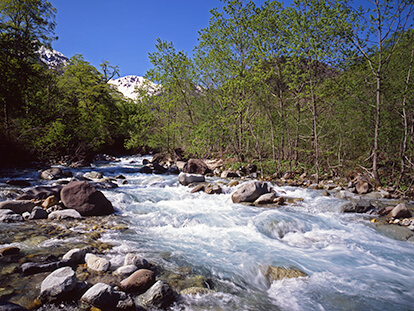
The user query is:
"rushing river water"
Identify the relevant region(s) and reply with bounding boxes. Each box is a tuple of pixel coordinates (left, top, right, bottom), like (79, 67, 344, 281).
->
(1, 155, 414, 311)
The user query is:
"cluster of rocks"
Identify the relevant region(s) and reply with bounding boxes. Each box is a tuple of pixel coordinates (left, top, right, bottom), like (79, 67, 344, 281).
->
(1, 168, 116, 223)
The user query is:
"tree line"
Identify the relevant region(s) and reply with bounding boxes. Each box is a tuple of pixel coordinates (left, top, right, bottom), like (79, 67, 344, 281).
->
(1, 0, 413, 194)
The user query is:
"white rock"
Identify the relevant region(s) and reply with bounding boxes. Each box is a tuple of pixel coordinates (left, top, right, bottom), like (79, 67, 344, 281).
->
(114, 265, 138, 276)
(40, 267, 77, 299)
(48, 209, 82, 220)
(85, 253, 110, 272)
(178, 173, 205, 186)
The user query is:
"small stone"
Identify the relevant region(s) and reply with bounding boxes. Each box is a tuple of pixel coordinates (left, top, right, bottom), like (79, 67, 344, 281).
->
(42, 195, 59, 209)
(190, 184, 205, 193)
(114, 265, 138, 277)
(85, 253, 110, 272)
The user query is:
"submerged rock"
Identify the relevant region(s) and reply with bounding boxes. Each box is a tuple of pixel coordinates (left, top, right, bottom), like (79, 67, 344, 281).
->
(263, 266, 308, 283)
(60, 181, 114, 216)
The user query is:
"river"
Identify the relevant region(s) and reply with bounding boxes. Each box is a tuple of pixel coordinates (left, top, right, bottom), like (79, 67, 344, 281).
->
(1, 155, 414, 310)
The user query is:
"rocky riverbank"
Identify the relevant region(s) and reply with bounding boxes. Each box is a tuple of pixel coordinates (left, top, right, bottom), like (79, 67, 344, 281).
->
(1, 154, 413, 310)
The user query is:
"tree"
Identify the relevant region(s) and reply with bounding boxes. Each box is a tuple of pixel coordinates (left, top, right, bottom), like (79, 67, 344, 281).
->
(345, 0, 414, 185)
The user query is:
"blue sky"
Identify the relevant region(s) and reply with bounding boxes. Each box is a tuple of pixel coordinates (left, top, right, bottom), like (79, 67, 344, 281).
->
(51, 0, 264, 77)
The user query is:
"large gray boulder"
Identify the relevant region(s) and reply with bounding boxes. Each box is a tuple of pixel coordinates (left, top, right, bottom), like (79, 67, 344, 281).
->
(0, 200, 35, 214)
(178, 173, 205, 186)
(231, 181, 272, 203)
(340, 200, 373, 213)
(80, 283, 135, 311)
(137, 280, 176, 310)
(183, 159, 210, 175)
(40, 267, 77, 301)
(40, 167, 70, 180)
(60, 181, 114, 216)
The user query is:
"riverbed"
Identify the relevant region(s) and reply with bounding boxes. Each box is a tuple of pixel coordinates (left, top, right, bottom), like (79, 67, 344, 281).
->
(1, 155, 414, 310)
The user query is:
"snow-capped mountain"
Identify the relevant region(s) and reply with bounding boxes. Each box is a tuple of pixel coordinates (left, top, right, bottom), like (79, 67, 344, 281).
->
(37, 46, 69, 69)
(108, 75, 158, 100)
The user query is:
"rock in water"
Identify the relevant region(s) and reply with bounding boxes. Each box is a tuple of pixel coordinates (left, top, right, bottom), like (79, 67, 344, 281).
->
(80, 283, 135, 311)
(0, 200, 35, 214)
(231, 181, 272, 203)
(183, 159, 210, 175)
(40, 267, 77, 301)
(138, 280, 176, 309)
(178, 173, 205, 186)
(85, 253, 110, 272)
(263, 266, 308, 283)
(60, 181, 114, 216)
(40, 167, 68, 180)
(120, 269, 156, 293)
(389, 203, 412, 219)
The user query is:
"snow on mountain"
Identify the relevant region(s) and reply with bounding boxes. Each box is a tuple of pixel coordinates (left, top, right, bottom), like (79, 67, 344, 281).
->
(108, 75, 158, 100)
(37, 46, 69, 69)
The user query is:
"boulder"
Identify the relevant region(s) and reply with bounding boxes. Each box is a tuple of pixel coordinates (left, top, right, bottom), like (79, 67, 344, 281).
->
(124, 253, 150, 269)
(178, 173, 205, 186)
(62, 246, 93, 264)
(183, 159, 210, 175)
(0, 200, 35, 214)
(204, 184, 222, 195)
(137, 280, 176, 310)
(60, 181, 114, 216)
(48, 209, 82, 220)
(138, 166, 153, 174)
(120, 269, 156, 294)
(17, 185, 63, 200)
(85, 253, 110, 272)
(221, 170, 239, 178)
(231, 181, 272, 203)
(254, 192, 277, 205)
(340, 200, 373, 213)
(0, 209, 23, 222)
(80, 283, 135, 311)
(389, 203, 412, 219)
(40, 167, 68, 180)
(40, 267, 77, 301)
(29, 206, 48, 220)
(21, 260, 73, 275)
(355, 175, 373, 194)
(263, 266, 308, 283)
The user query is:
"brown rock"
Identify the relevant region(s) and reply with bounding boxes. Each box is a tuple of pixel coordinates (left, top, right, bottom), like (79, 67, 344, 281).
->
(0, 200, 35, 214)
(42, 195, 59, 209)
(389, 203, 412, 219)
(183, 159, 210, 175)
(60, 181, 114, 216)
(120, 269, 156, 293)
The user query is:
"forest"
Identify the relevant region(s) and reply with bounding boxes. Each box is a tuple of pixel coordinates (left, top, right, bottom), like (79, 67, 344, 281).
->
(1, 0, 413, 194)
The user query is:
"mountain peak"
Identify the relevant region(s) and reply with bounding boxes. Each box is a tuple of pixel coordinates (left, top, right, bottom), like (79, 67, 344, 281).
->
(108, 75, 158, 100)
(37, 46, 69, 69)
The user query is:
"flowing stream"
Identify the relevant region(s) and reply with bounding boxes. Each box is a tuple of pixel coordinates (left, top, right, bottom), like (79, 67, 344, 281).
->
(2, 155, 414, 310)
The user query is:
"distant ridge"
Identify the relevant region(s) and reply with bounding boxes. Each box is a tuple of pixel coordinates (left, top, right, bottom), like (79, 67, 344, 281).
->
(37, 46, 69, 69)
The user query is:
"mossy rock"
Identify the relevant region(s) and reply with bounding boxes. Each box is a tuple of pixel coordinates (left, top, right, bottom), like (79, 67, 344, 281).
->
(262, 265, 308, 283)
(180, 287, 216, 296)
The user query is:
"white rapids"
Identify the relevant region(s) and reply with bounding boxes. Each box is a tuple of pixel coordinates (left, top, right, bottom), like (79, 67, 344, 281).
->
(3, 155, 414, 310)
